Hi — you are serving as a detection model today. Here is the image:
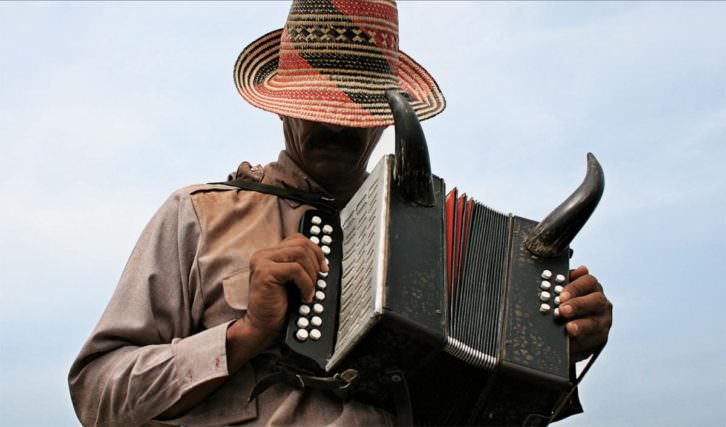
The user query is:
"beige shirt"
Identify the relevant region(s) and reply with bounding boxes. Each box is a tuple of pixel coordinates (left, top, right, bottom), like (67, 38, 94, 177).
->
(68, 151, 394, 427)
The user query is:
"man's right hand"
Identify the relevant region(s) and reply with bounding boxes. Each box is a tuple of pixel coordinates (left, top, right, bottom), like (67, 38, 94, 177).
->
(226, 233, 328, 363)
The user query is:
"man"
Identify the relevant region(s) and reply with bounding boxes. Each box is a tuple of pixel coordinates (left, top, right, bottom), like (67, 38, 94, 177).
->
(69, 1, 612, 426)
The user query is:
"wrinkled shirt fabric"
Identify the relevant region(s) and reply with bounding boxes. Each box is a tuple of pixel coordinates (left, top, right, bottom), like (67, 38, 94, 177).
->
(68, 151, 394, 427)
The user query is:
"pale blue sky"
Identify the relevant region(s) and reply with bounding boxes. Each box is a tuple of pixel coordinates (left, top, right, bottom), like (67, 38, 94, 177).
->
(1, 2, 724, 426)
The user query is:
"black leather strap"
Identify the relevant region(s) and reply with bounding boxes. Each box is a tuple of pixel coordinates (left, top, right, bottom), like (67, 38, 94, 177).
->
(210, 179, 338, 213)
(388, 370, 414, 427)
(248, 363, 359, 402)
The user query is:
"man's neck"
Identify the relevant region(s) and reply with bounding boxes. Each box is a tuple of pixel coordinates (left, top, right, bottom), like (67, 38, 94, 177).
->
(279, 148, 371, 209)
(315, 172, 368, 209)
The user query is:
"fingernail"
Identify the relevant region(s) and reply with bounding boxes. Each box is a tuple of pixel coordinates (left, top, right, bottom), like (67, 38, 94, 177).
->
(560, 291, 571, 302)
(560, 305, 573, 316)
(569, 322, 579, 336)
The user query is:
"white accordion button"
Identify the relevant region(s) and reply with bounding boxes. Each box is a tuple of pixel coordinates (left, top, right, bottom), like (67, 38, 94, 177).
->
(295, 329, 309, 342)
(554, 308, 561, 318)
(322, 224, 333, 234)
(317, 279, 327, 289)
(298, 305, 311, 316)
(309, 236, 320, 245)
(541, 270, 553, 280)
(540, 280, 551, 290)
(539, 291, 551, 302)
(311, 316, 322, 327)
(313, 303, 324, 314)
(318, 271, 328, 278)
(311, 215, 322, 225)
(321, 235, 332, 245)
(539, 303, 551, 313)
(310, 329, 322, 340)
(315, 291, 326, 301)
(325, 257, 329, 265)
(297, 317, 310, 328)
(554, 296, 561, 305)
(555, 274, 567, 284)
(310, 225, 321, 235)
(554, 285, 564, 294)
(321, 245, 331, 255)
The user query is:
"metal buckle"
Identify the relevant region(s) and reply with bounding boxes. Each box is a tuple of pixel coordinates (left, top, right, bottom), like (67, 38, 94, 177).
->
(334, 369, 359, 390)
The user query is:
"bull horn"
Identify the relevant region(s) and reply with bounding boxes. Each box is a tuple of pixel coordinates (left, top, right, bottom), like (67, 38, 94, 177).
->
(386, 90, 435, 207)
(525, 153, 605, 258)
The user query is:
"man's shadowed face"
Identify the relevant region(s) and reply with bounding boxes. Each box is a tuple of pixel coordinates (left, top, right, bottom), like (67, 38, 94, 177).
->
(282, 116, 385, 187)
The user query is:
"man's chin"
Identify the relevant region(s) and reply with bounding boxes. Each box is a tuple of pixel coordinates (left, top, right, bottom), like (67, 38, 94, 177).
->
(308, 161, 360, 184)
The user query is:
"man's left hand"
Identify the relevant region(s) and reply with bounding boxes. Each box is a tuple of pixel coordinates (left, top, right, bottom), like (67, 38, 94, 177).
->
(557, 265, 613, 362)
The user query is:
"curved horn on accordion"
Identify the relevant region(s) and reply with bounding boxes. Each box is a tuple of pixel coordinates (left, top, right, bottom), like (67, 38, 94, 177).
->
(386, 90, 435, 207)
(524, 153, 605, 258)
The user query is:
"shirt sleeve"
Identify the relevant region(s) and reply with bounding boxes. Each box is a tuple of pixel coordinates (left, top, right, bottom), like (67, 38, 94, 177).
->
(68, 189, 233, 426)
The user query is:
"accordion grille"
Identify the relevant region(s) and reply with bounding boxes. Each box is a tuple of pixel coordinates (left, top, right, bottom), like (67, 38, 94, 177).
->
(327, 156, 390, 371)
(446, 203, 509, 369)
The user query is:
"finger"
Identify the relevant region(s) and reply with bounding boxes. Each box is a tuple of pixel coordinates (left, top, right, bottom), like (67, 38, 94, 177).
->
(269, 245, 320, 286)
(560, 273, 599, 303)
(284, 233, 328, 273)
(286, 237, 324, 280)
(566, 315, 609, 338)
(273, 262, 315, 302)
(306, 237, 329, 273)
(569, 265, 589, 281)
(558, 291, 608, 319)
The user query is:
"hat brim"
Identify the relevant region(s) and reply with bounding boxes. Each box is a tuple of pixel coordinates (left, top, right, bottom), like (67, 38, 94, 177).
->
(234, 29, 446, 128)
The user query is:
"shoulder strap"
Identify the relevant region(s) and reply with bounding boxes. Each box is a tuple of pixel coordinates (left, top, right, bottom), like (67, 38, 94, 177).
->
(209, 179, 338, 213)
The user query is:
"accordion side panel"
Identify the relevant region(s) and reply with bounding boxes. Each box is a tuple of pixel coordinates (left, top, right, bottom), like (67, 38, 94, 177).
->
(501, 216, 570, 384)
(328, 156, 392, 371)
(382, 176, 447, 344)
(326, 157, 446, 409)
(337, 318, 446, 413)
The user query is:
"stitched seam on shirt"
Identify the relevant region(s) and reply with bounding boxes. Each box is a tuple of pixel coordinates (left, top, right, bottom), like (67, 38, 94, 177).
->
(188, 194, 207, 310)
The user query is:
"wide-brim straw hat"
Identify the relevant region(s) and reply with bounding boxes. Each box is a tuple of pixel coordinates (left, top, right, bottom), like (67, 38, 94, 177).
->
(234, 0, 445, 128)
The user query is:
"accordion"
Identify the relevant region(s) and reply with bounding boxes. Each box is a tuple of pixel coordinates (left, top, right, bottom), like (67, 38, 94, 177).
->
(281, 92, 605, 426)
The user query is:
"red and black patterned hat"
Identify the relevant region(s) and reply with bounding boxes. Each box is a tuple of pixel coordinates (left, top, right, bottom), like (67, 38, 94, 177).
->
(234, 0, 446, 128)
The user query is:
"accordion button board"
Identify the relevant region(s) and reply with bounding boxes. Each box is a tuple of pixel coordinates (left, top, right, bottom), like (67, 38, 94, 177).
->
(283, 210, 343, 372)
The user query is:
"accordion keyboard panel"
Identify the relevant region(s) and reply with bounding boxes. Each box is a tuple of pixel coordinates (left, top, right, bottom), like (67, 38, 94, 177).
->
(282, 209, 343, 371)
